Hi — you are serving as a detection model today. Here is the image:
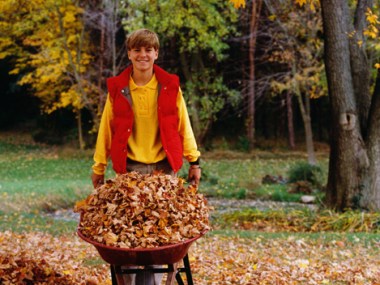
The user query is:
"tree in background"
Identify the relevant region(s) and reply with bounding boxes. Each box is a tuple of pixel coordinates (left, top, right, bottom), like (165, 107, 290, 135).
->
(231, 0, 325, 161)
(263, 0, 326, 164)
(80, 0, 128, 130)
(320, 0, 380, 210)
(1, 0, 329, 151)
(121, 0, 241, 144)
(0, 0, 96, 149)
(0, 0, 130, 148)
(228, 0, 266, 151)
(244, 0, 263, 150)
(232, 0, 380, 210)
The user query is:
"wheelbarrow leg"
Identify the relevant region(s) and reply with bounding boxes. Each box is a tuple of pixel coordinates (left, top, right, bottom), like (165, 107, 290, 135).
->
(111, 265, 117, 285)
(183, 254, 194, 285)
(111, 265, 136, 285)
(111, 265, 128, 285)
(175, 273, 184, 285)
(175, 254, 194, 285)
(165, 263, 177, 285)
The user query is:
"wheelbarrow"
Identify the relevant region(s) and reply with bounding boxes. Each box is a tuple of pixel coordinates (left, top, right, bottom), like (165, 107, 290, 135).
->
(77, 228, 206, 285)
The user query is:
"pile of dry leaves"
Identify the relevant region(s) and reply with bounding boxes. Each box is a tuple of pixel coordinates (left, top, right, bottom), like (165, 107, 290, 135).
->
(0, 231, 109, 284)
(74, 172, 210, 248)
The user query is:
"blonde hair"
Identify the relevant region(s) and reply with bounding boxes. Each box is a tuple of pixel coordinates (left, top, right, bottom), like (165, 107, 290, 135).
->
(126, 29, 160, 51)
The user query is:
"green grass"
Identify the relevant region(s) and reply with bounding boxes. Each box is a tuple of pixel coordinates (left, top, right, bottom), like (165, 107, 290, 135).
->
(0, 132, 329, 234)
(0, 211, 78, 235)
(0, 143, 94, 212)
(210, 230, 380, 246)
(0, 136, 119, 212)
(191, 157, 328, 200)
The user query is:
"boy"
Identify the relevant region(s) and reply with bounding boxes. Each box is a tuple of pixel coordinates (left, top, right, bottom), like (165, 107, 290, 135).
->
(90, 28, 201, 285)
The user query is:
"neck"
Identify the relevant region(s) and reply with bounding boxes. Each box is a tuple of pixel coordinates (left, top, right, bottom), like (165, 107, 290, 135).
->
(132, 68, 154, 86)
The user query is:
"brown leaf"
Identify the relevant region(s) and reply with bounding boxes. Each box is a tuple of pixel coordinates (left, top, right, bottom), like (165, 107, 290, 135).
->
(76, 171, 211, 249)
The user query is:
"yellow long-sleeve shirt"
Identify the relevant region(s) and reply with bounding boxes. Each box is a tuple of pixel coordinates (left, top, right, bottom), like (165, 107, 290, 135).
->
(92, 75, 200, 175)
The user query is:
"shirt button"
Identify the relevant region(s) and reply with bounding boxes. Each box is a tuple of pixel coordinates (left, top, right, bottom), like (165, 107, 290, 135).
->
(127, 129, 131, 132)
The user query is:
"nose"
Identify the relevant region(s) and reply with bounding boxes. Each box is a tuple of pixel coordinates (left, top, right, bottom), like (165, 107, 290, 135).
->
(140, 48, 147, 57)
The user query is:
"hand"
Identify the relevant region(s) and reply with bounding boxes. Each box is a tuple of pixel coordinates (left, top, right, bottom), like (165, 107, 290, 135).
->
(91, 172, 104, 188)
(188, 165, 201, 186)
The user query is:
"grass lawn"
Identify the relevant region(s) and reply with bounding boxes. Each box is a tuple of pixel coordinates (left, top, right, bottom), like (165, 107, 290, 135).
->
(0, 131, 329, 214)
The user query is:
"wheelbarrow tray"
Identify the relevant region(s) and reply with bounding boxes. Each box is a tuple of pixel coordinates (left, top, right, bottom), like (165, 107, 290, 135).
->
(77, 229, 204, 266)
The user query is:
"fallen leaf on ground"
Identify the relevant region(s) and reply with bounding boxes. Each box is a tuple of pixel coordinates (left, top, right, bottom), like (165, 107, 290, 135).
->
(0, 231, 379, 284)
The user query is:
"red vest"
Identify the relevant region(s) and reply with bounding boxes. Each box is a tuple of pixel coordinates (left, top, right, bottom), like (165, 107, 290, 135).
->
(106, 64, 183, 174)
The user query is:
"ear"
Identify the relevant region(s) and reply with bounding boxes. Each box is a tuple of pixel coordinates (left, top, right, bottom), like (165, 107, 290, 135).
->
(127, 50, 131, 60)
(154, 49, 159, 60)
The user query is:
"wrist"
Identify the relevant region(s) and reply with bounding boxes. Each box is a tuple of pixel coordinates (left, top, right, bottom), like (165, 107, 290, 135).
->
(189, 165, 201, 170)
(189, 158, 200, 166)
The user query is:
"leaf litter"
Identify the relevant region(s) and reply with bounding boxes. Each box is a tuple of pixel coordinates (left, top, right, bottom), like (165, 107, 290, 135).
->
(1, 231, 379, 284)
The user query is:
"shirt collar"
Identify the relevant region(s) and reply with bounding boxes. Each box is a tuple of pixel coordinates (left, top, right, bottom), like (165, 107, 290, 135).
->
(129, 74, 158, 91)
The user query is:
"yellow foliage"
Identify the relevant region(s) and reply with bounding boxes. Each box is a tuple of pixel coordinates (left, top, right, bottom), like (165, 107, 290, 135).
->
(229, 0, 245, 9)
(9, 68, 20, 75)
(63, 11, 77, 26)
(364, 26, 379, 39)
(364, 8, 379, 39)
(295, 0, 307, 6)
(0, 0, 93, 115)
(294, 0, 318, 10)
(365, 8, 379, 25)
(0, 52, 9, 59)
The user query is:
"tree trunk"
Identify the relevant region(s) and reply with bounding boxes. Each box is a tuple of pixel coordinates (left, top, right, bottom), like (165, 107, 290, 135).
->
(56, 5, 87, 150)
(76, 109, 85, 150)
(292, 62, 316, 164)
(320, 0, 370, 210)
(294, 91, 316, 164)
(179, 52, 202, 142)
(349, 0, 372, 135)
(286, 92, 295, 149)
(111, 0, 117, 76)
(246, 0, 262, 150)
(98, 13, 105, 107)
(361, 69, 380, 210)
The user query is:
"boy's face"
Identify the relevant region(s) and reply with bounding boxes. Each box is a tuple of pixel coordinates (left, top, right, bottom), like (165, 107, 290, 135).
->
(128, 46, 158, 73)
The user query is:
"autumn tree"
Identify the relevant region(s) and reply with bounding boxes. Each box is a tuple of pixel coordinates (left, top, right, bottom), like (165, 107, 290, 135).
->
(232, 0, 380, 210)
(0, 0, 98, 149)
(231, 0, 325, 160)
(263, 0, 326, 164)
(241, 0, 263, 150)
(320, 0, 380, 210)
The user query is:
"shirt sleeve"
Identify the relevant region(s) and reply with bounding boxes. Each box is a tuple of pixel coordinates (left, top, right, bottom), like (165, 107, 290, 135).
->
(92, 95, 114, 175)
(177, 88, 201, 163)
